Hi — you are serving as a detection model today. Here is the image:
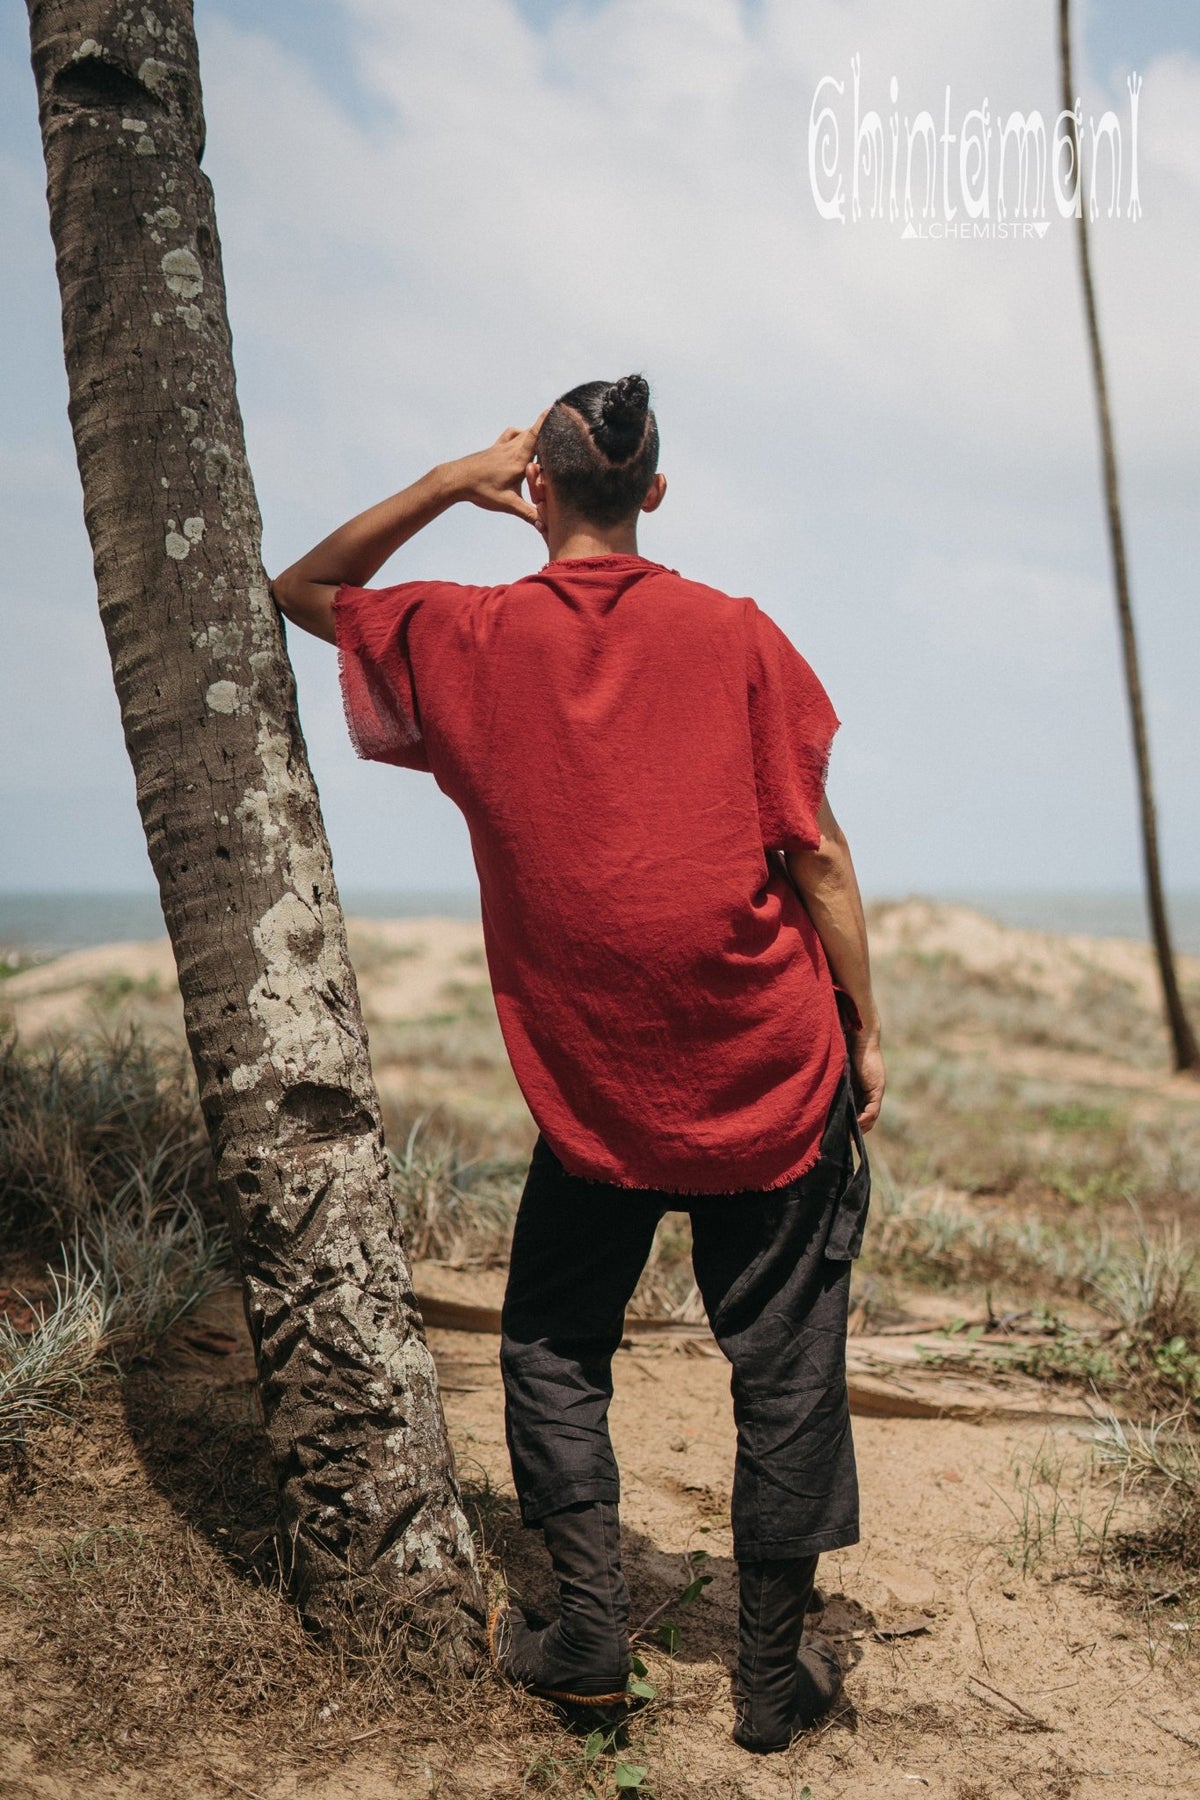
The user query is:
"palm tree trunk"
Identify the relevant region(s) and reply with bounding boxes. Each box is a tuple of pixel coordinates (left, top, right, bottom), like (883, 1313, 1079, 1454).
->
(25, 0, 486, 1660)
(1058, 0, 1199, 1074)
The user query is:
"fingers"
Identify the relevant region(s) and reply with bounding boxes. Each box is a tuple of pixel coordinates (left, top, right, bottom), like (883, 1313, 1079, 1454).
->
(498, 418, 543, 442)
(849, 1051, 884, 1134)
(496, 412, 548, 449)
(498, 493, 540, 526)
(856, 1078, 885, 1132)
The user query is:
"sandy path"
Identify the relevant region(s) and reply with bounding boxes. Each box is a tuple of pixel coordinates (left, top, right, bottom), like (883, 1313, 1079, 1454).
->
(427, 1322, 1197, 1799)
(10, 1280, 1187, 1798)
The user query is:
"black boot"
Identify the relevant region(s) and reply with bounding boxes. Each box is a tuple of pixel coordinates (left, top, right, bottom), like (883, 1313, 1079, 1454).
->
(489, 1501, 631, 1714)
(732, 1556, 843, 1753)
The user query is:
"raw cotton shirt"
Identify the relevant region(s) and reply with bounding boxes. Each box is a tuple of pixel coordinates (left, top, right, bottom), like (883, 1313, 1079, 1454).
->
(334, 553, 846, 1194)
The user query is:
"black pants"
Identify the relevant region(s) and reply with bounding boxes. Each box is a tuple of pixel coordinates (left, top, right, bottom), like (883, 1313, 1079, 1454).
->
(500, 1067, 870, 1562)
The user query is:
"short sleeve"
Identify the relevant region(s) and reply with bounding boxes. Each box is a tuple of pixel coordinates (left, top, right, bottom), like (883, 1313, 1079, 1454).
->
(332, 582, 434, 771)
(746, 605, 840, 853)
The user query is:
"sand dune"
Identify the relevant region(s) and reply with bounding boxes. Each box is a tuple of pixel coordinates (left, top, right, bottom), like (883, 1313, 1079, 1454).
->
(4, 899, 1195, 1046)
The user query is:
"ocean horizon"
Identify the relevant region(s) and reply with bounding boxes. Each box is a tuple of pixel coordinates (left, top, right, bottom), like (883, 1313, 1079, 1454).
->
(2, 888, 1199, 960)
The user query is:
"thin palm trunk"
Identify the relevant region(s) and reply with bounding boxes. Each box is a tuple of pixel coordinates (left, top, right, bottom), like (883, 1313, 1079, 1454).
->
(1059, 0, 1199, 1073)
(25, 0, 485, 1660)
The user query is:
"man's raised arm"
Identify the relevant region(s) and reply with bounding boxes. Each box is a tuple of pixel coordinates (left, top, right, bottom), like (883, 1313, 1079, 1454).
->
(270, 422, 543, 643)
(786, 796, 886, 1131)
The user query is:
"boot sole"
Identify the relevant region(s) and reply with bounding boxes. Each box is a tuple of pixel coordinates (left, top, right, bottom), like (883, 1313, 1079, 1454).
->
(487, 1605, 631, 1716)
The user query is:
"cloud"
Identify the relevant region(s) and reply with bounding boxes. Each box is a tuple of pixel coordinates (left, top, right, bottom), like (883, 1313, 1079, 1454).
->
(200, 0, 1198, 513)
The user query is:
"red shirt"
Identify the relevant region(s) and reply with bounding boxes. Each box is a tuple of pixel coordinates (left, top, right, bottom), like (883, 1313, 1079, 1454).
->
(334, 553, 845, 1194)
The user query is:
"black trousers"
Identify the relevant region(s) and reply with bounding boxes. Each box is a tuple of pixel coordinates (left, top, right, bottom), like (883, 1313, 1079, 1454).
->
(500, 1067, 870, 1562)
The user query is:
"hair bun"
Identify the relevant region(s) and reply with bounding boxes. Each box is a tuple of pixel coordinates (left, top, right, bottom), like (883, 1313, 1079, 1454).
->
(603, 374, 649, 428)
(593, 373, 649, 457)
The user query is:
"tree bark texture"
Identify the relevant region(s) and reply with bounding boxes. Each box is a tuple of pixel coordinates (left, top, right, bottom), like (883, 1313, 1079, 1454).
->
(1059, 0, 1199, 1073)
(26, 0, 486, 1660)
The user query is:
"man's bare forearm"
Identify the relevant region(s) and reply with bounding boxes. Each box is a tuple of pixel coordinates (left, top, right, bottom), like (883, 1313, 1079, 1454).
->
(786, 819, 877, 1032)
(270, 420, 544, 644)
(270, 466, 460, 643)
(786, 797, 885, 1128)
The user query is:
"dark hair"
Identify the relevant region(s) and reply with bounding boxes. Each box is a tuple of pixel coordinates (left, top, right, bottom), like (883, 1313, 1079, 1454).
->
(535, 374, 659, 527)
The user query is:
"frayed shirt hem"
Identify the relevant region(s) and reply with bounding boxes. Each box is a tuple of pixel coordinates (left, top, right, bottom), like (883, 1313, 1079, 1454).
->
(547, 1129, 827, 1198)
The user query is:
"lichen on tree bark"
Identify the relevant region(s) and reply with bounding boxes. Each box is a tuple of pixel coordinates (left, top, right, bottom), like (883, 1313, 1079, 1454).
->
(25, 0, 485, 1663)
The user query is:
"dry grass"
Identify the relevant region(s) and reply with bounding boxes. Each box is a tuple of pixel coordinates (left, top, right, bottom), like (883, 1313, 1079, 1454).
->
(10, 957, 1195, 1423)
(0, 1379, 707, 1796)
(0, 1028, 220, 1244)
(0, 1033, 229, 1452)
(860, 1170, 1200, 1411)
(0, 1258, 111, 1448)
(1, 1387, 509, 1782)
(0, 1029, 679, 1790)
(869, 919, 1200, 1221)
(2, 914, 1199, 1791)
(1095, 1411, 1200, 1607)
(873, 1046, 1199, 1216)
(387, 1111, 525, 1266)
(986, 1408, 1200, 1673)
(867, 915, 1200, 1076)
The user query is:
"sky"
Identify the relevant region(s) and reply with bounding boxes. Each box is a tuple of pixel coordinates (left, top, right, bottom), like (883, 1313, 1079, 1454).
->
(1, 0, 1197, 900)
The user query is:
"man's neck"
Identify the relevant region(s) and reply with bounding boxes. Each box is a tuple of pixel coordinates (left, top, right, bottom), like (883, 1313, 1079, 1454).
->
(545, 519, 642, 562)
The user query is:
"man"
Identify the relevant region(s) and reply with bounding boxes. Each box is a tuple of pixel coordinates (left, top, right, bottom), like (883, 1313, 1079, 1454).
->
(272, 375, 884, 1754)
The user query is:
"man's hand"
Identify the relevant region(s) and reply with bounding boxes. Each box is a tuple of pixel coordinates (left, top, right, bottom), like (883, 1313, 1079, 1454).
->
(443, 416, 547, 527)
(846, 1028, 885, 1133)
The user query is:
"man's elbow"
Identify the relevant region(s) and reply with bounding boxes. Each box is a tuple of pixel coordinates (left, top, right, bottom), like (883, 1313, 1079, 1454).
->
(786, 832, 852, 897)
(270, 571, 300, 621)
(269, 574, 334, 645)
